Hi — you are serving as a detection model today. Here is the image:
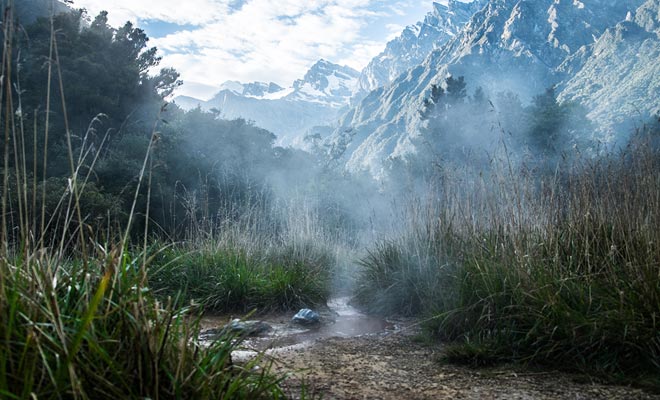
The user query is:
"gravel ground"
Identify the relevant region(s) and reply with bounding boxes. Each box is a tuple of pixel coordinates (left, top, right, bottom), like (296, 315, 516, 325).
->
(271, 330, 658, 400)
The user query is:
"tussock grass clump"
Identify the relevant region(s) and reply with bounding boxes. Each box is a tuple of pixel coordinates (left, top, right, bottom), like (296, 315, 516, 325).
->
(149, 240, 333, 313)
(148, 193, 338, 313)
(353, 239, 457, 316)
(0, 252, 287, 399)
(355, 134, 660, 382)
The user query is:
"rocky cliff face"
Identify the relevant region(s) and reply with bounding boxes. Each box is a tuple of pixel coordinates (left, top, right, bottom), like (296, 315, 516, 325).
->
(353, 0, 486, 103)
(634, 0, 660, 33)
(325, 0, 646, 178)
(559, 0, 660, 136)
(175, 0, 658, 170)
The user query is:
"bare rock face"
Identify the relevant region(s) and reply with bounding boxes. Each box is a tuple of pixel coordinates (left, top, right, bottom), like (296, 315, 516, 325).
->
(559, 0, 660, 135)
(324, 0, 647, 178)
(635, 0, 660, 33)
(175, 0, 659, 175)
(352, 0, 487, 103)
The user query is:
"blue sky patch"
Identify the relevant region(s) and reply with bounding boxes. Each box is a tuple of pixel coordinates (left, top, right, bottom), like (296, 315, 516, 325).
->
(139, 19, 200, 39)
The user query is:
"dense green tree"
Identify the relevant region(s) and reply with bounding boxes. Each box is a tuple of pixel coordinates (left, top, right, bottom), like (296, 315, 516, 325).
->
(2, 7, 307, 241)
(525, 86, 593, 156)
(18, 8, 181, 143)
(472, 86, 488, 107)
(402, 77, 597, 184)
(495, 91, 526, 136)
(411, 76, 494, 180)
(445, 75, 467, 103)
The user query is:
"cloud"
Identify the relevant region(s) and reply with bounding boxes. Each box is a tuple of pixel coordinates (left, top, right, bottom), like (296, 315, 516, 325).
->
(71, 0, 441, 98)
(150, 0, 382, 89)
(71, 0, 231, 26)
(338, 41, 385, 71)
(386, 23, 405, 40)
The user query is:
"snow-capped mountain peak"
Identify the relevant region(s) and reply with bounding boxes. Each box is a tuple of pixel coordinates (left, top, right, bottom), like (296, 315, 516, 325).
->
(217, 80, 244, 95)
(172, 59, 359, 146)
(216, 80, 286, 99)
(288, 59, 360, 106)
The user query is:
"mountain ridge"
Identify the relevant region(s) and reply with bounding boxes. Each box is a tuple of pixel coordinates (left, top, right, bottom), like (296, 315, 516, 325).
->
(325, 0, 649, 178)
(353, 0, 487, 104)
(558, 0, 660, 137)
(173, 59, 359, 145)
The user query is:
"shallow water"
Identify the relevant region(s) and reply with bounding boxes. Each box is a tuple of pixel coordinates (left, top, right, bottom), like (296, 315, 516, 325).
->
(199, 297, 394, 354)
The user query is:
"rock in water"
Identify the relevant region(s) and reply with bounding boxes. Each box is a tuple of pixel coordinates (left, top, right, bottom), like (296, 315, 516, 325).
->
(225, 319, 272, 336)
(292, 309, 320, 325)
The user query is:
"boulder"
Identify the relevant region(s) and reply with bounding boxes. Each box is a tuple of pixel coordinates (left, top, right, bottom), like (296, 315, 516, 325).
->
(292, 308, 320, 325)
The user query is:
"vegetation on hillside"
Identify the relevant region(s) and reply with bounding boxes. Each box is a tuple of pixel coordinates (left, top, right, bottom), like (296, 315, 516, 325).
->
(390, 76, 594, 185)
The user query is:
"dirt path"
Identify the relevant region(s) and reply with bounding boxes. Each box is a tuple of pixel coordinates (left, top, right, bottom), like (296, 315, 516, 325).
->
(271, 330, 658, 400)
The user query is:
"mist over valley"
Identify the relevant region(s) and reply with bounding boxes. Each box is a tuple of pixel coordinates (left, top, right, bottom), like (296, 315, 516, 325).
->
(1, 0, 659, 398)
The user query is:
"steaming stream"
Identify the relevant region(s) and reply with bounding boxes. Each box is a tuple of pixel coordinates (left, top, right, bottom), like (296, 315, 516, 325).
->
(199, 297, 394, 359)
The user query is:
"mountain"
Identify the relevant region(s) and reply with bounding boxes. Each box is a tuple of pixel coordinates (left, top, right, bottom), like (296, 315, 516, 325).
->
(214, 80, 286, 98)
(558, 0, 660, 135)
(353, 0, 487, 102)
(175, 80, 289, 109)
(635, 0, 660, 33)
(290, 60, 360, 107)
(173, 60, 359, 145)
(325, 0, 646, 178)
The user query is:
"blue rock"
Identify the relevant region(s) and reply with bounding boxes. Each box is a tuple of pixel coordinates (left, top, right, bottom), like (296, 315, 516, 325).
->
(292, 308, 320, 325)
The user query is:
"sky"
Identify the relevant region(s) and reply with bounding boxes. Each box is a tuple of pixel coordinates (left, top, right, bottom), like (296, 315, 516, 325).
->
(67, 0, 463, 99)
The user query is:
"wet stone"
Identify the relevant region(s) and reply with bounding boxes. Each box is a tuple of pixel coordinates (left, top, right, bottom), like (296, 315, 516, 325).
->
(201, 319, 272, 340)
(292, 308, 320, 325)
(228, 319, 272, 335)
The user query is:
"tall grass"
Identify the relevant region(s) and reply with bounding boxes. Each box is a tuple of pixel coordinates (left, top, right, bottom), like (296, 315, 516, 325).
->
(0, 4, 288, 397)
(149, 238, 334, 313)
(0, 253, 287, 399)
(355, 133, 660, 382)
